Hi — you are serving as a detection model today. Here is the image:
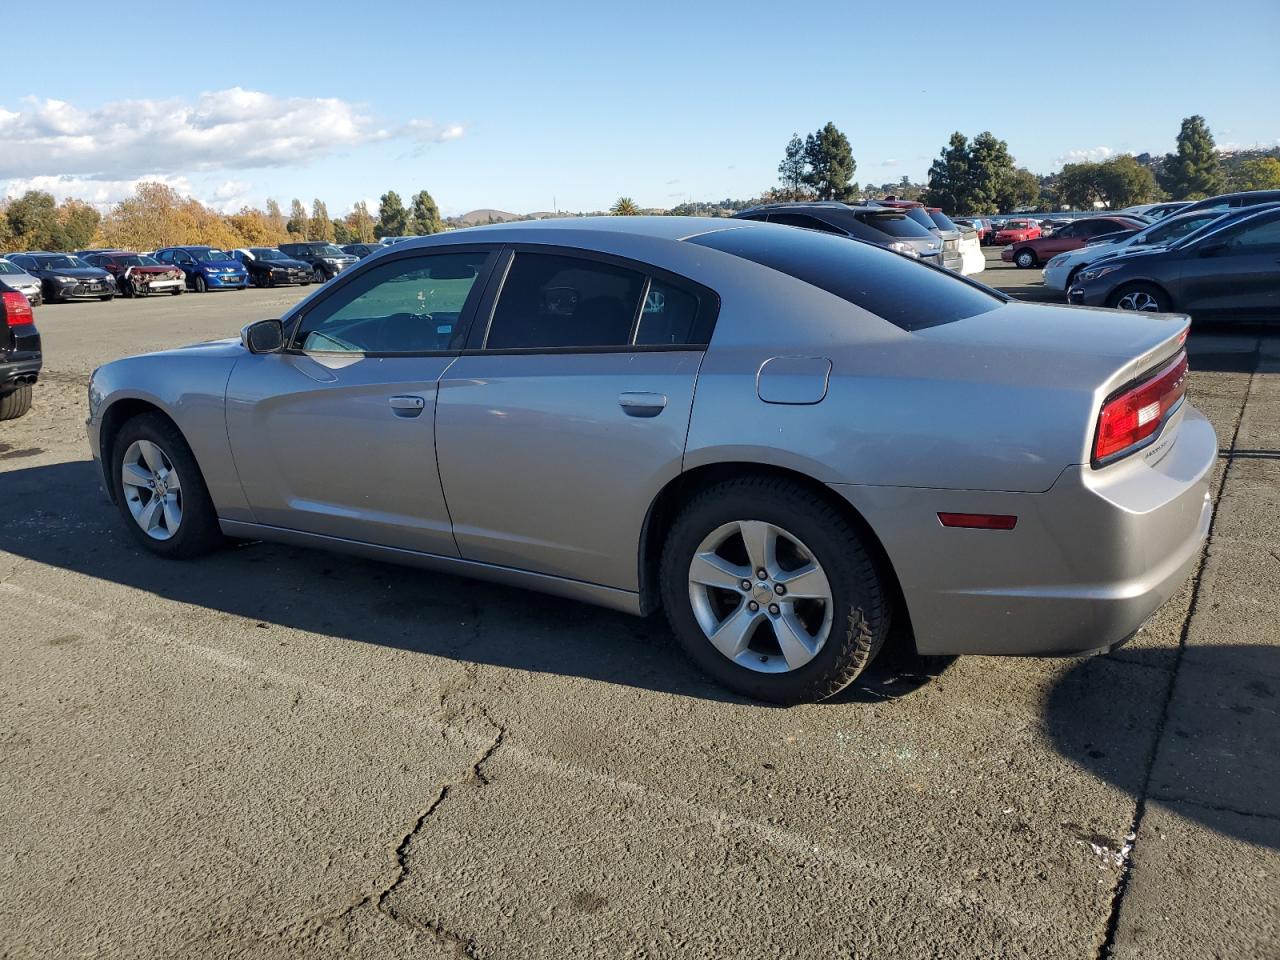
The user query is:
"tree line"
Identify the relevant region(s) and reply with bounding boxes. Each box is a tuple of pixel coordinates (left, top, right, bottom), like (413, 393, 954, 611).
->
(0, 184, 446, 254)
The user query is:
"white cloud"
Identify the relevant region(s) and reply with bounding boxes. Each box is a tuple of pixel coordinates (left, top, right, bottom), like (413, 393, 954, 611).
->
(1054, 146, 1115, 166)
(879, 158, 899, 166)
(0, 87, 464, 181)
(2, 173, 193, 208)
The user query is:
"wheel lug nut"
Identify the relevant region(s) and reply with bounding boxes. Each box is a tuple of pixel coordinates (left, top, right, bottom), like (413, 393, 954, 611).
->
(774, 584, 785, 596)
(768, 603, 780, 616)
(747, 601, 759, 612)
(756, 569, 767, 579)
(741, 579, 752, 591)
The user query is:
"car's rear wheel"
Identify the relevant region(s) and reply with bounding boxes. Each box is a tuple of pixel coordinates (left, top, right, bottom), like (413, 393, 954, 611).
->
(193, 275, 207, 293)
(0, 385, 32, 421)
(1109, 282, 1170, 313)
(1014, 248, 1037, 268)
(660, 477, 890, 704)
(111, 413, 223, 559)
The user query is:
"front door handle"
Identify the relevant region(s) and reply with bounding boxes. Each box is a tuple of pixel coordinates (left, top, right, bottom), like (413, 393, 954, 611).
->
(389, 395, 425, 417)
(618, 392, 667, 418)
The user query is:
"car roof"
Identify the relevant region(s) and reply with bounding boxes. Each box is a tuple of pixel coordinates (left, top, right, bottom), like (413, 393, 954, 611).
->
(425, 216, 740, 243)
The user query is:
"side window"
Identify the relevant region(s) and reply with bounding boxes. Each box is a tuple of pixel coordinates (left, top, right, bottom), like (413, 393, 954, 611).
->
(154, 250, 170, 263)
(634, 279, 702, 346)
(485, 253, 645, 350)
(768, 213, 845, 235)
(1222, 217, 1280, 251)
(292, 251, 489, 354)
(175, 251, 193, 264)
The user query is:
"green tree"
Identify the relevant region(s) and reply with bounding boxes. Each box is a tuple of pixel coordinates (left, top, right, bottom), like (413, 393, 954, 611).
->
(1097, 155, 1159, 208)
(407, 190, 442, 235)
(57, 199, 101, 250)
(286, 199, 308, 238)
(965, 132, 1016, 214)
(1057, 162, 1107, 209)
(776, 133, 809, 200)
(998, 167, 1042, 211)
(610, 197, 640, 216)
(308, 199, 334, 241)
(346, 201, 376, 242)
(802, 122, 856, 200)
(264, 199, 287, 239)
(925, 132, 971, 212)
(332, 219, 352, 244)
(1232, 156, 1280, 191)
(1159, 115, 1224, 199)
(376, 191, 408, 238)
(5, 191, 64, 250)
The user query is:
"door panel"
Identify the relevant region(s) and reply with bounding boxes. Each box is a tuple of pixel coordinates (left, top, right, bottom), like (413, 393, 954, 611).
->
(1178, 250, 1280, 312)
(435, 351, 701, 589)
(226, 353, 458, 554)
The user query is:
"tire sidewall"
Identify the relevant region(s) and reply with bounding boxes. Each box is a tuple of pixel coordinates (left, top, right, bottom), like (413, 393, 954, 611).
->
(660, 482, 886, 704)
(110, 414, 220, 559)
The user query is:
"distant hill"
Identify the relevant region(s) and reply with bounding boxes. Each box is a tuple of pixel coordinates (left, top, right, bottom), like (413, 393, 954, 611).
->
(453, 208, 523, 226)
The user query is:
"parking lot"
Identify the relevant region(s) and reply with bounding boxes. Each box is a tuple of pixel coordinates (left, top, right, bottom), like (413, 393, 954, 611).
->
(2, 249, 1277, 958)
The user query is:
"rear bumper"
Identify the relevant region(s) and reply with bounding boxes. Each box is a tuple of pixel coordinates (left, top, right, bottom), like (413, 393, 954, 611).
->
(831, 403, 1216, 656)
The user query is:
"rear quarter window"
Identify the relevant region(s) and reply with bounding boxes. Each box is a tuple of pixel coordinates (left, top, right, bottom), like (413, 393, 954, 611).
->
(689, 226, 1003, 330)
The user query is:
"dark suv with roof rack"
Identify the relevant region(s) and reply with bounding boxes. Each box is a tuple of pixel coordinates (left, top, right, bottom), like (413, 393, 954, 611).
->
(732, 202, 943, 266)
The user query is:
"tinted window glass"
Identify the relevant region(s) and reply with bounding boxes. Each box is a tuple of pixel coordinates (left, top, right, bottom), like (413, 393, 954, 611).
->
(294, 251, 488, 353)
(902, 207, 935, 230)
(1142, 214, 1218, 245)
(1222, 215, 1280, 249)
(634, 280, 701, 346)
(768, 213, 844, 235)
(855, 212, 934, 238)
(928, 210, 959, 231)
(486, 253, 644, 349)
(689, 226, 1002, 330)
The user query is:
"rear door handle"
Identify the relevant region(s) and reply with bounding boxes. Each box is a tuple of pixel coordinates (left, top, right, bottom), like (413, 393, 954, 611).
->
(389, 395, 425, 417)
(618, 391, 667, 418)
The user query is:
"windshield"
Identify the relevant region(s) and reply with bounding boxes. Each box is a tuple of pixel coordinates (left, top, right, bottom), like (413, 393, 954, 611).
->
(314, 244, 345, 256)
(253, 249, 287, 260)
(1136, 213, 1222, 246)
(35, 255, 88, 269)
(192, 249, 232, 262)
(1168, 211, 1242, 250)
(928, 211, 960, 231)
(0, 259, 22, 275)
(118, 255, 158, 266)
(856, 212, 935, 239)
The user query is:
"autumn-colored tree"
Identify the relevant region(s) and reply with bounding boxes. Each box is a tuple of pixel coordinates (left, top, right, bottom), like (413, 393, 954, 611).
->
(307, 200, 334, 241)
(345, 201, 376, 242)
(264, 199, 288, 238)
(227, 207, 282, 246)
(287, 199, 308, 238)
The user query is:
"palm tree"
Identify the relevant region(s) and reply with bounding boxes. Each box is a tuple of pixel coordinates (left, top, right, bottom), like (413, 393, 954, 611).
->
(610, 197, 640, 216)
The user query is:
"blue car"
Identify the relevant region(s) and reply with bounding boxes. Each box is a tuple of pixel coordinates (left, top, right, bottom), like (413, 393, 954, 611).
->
(153, 246, 249, 292)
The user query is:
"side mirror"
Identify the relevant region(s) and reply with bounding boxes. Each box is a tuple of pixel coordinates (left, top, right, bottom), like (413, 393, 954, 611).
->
(1198, 241, 1228, 258)
(242, 318, 284, 354)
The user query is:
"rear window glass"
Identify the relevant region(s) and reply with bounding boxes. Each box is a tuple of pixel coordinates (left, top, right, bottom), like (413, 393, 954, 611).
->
(928, 211, 960, 231)
(689, 226, 1002, 330)
(855, 212, 933, 238)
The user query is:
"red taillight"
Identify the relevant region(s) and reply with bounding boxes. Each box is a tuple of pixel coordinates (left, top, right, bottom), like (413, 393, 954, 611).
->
(1093, 351, 1189, 464)
(2, 290, 34, 326)
(938, 512, 1018, 530)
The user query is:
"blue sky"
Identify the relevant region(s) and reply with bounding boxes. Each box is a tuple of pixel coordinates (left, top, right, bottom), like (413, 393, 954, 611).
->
(3, 0, 1278, 217)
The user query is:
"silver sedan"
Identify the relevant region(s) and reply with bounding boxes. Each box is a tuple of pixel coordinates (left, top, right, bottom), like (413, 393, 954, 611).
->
(86, 218, 1214, 703)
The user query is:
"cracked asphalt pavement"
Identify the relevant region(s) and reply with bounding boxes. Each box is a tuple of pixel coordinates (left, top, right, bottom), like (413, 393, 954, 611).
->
(2, 258, 1277, 958)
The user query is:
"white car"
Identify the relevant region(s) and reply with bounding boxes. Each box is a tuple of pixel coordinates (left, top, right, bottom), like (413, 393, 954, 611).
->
(958, 230, 984, 276)
(1117, 201, 1190, 221)
(1041, 208, 1229, 292)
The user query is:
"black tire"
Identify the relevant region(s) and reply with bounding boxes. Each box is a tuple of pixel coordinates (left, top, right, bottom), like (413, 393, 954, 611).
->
(659, 477, 891, 705)
(0, 385, 32, 421)
(1065, 266, 1083, 291)
(1107, 282, 1171, 313)
(193, 274, 207, 293)
(100, 292, 115, 302)
(312, 267, 325, 283)
(110, 412, 224, 559)
(1014, 248, 1037, 269)
(170, 286, 183, 296)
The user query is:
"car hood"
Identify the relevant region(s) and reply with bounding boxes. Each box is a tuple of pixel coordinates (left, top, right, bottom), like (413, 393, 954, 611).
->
(195, 259, 244, 270)
(261, 258, 311, 270)
(44, 266, 112, 279)
(144, 337, 244, 360)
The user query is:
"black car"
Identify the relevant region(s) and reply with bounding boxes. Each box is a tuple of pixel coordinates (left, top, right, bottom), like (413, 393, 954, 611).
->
(0, 280, 41, 420)
(1068, 204, 1280, 317)
(231, 248, 315, 287)
(341, 243, 382, 259)
(3, 252, 116, 302)
(732, 202, 944, 266)
(276, 242, 358, 282)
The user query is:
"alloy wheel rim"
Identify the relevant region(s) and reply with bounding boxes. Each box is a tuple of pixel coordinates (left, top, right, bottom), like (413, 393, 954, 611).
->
(1116, 290, 1159, 311)
(687, 520, 834, 674)
(121, 440, 183, 541)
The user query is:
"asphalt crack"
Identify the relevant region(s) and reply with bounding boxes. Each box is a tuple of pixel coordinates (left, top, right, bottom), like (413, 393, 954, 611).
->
(1094, 336, 1263, 960)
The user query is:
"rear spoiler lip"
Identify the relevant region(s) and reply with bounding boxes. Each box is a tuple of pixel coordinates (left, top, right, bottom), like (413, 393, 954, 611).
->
(1104, 314, 1190, 400)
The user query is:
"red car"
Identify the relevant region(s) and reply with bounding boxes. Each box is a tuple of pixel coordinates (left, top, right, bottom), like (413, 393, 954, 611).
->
(1000, 215, 1148, 269)
(992, 219, 1042, 246)
(79, 250, 186, 297)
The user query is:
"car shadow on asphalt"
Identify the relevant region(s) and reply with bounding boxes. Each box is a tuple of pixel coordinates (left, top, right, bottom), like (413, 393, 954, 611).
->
(1, 460, 949, 708)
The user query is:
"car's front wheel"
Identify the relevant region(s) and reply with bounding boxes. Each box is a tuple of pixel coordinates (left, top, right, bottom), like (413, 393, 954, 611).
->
(312, 267, 325, 283)
(660, 477, 890, 704)
(1014, 248, 1037, 268)
(193, 274, 207, 293)
(1109, 282, 1170, 313)
(111, 413, 224, 559)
